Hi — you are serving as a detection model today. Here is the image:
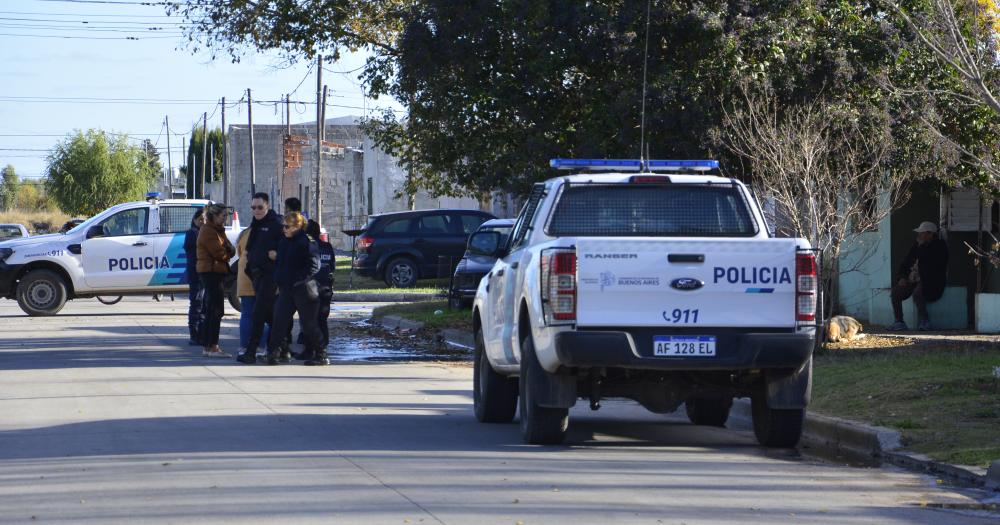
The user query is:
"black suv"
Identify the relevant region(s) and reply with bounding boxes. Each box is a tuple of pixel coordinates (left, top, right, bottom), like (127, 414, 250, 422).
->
(353, 209, 496, 287)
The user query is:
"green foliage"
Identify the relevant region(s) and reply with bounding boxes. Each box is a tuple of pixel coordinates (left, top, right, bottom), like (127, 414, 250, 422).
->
(177, 0, 993, 197)
(45, 130, 157, 216)
(0, 164, 17, 211)
(186, 126, 224, 199)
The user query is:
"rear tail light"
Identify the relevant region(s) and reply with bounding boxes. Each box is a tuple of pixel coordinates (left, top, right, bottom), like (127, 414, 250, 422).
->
(541, 248, 576, 324)
(795, 253, 818, 322)
(357, 235, 374, 252)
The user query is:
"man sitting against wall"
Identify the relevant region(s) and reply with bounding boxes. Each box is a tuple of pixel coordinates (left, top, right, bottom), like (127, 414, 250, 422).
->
(888, 221, 949, 331)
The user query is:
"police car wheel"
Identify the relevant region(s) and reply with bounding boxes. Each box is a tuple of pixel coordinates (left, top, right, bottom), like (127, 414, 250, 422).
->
(685, 397, 733, 427)
(473, 326, 517, 423)
(384, 258, 418, 288)
(17, 269, 68, 316)
(751, 395, 804, 448)
(96, 296, 123, 305)
(518, 334, 568, 445)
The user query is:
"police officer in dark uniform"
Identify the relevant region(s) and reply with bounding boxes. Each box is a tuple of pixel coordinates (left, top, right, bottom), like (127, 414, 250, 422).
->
(238, 192, 284, 365)
(267, 212, 326, 366)
(297, 220, 334, 361)
(183, 208, 205, 346)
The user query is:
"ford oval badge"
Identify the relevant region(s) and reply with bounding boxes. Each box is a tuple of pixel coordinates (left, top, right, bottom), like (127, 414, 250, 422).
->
(670, 278, 704, 291)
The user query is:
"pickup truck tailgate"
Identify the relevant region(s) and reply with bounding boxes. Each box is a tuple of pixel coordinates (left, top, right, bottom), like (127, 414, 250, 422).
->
(576, 238, 800, 328)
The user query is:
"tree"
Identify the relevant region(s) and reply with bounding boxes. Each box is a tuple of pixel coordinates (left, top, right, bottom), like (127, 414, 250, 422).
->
(717, 83, 915, 310)
(0, 164, 17, 211)
(173, 1, 975, 199)
(889, 0, 1000, 189)
(186, 126, 224, 198)
(45, 130, 158, 216)
(141, 139, 163, 183)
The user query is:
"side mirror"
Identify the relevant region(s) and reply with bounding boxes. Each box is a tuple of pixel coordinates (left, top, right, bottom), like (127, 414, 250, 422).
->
(86, 225, 104, 239)
(468, 231, 502, 257)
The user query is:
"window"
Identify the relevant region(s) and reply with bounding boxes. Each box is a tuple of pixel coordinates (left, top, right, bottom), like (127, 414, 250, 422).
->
(417, 214, 449, 235)
(100, 208, 148, 237)
(347, 181, 353, 216)
(159, 206, 199, 234)
(546, 184, 755, 237)
(0, 225, 24, 240)
(457, 214, 488, 234)
(304, 186, 311, 217)
(381, 218, 412, 234)
(509, 184, 546, 249)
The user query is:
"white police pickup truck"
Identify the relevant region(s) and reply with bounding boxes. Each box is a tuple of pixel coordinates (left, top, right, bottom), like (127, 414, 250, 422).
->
(0, 195, 242, 316)
(469, 159, 818, 446)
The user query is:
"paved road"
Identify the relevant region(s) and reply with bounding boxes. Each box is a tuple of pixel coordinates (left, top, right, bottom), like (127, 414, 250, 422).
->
(0, 298, 996, 524)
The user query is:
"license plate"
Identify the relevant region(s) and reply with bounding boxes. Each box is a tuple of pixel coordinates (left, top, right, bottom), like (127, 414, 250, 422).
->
(653, 336, 716, 357)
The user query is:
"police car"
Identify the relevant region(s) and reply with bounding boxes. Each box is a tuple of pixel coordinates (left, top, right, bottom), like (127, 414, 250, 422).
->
(469, 159, 818, 447)
(0, 194, 242, 316)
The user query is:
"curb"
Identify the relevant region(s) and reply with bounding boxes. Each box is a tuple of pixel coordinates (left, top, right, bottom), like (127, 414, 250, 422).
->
(370, 315, 475, 350)
(378, 315, 426, 331)
(731, 399, 996, 491)
(333, 292, 442, 303)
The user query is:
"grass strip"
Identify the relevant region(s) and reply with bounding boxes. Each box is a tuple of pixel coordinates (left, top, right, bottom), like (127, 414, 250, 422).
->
(812, 343, 1000, 467)
(372, 300, 472, 331)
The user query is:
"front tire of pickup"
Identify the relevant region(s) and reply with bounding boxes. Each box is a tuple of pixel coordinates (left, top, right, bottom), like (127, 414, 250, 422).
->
(519, 335, 568, 445)
(473, 327, 517, 423)
(751, 396, 804, 448)
(685, 397, 733, 427)
(16, 269, 68, 316)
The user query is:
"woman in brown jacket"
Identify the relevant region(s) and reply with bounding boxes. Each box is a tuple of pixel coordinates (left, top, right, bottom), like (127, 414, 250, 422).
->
(197, 204, 235, 357)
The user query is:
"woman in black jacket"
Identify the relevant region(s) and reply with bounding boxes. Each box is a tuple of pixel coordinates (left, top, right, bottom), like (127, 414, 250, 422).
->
(183, 208, 205, 346)
(266, 212, 326, 366)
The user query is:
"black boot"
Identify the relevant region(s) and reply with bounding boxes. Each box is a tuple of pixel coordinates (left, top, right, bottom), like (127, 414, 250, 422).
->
(265, 349, 280, 366)
(278, 342, 292, 363)
(188, 325, 202, 346)
(304, 349, 329, 366)
(236, 348, 256, 365)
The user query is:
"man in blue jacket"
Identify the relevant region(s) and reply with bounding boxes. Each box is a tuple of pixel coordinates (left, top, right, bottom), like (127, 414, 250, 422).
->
(238, 192, 284, 364)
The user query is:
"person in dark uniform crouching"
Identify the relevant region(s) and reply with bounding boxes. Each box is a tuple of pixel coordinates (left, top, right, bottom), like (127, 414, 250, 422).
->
(183, 208, 205, 346)
(295, 220, 334, 362)
(267, 212, 326, 366)
(238, 192, 284, 364)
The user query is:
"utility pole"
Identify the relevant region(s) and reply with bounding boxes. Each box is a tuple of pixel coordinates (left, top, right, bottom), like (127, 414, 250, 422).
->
(209, 143, 214, 199)
(315, 54, 323, 227)
(286, 94, 291, 135)
(181, 140, 187, 198)
(201, 112, 208, 200)
(247, 88, 256, 196)
(165, 115, 172, 197)
(318, 84, 327, 227)
(221, 97, 227, 204)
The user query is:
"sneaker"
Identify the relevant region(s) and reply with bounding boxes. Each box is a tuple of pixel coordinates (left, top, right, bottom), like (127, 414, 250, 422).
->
(236, 351, 257, 365)
(202, 349, 232, 358)
(918, 320, 932, 331)
(886, 321, 908, 331)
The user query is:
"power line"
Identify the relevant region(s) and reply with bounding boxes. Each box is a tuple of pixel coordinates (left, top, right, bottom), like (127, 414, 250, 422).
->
(0, 10, 177, 18)
(0, 32, 181, 39)
(0, 16, 185, 25)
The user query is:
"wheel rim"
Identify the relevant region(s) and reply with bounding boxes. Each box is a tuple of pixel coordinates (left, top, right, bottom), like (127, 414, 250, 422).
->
(28, 281, 55, 309)
(391, 263, 413, 286)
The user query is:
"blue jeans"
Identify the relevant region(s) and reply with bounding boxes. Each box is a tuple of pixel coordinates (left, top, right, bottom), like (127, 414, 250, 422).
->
(239, 296, 269, 349)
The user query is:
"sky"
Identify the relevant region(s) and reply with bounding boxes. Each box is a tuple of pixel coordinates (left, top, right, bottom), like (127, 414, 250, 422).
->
(0, 0, 401, 180)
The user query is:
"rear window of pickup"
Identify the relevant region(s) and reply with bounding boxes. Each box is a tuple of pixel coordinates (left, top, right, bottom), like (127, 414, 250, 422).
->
(546, 184, 757, 237)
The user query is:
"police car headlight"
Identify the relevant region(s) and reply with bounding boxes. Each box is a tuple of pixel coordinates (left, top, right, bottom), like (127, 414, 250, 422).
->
(0, 248, 12, 263)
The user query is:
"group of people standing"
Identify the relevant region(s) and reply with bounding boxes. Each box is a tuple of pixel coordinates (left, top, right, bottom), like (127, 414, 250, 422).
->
(183, 193, 335, 365)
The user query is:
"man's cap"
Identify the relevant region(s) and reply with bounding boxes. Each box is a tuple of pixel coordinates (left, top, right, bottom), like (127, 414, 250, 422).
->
(914, 221, 938, 233)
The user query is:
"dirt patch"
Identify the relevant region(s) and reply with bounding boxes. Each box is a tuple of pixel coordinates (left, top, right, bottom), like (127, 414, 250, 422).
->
(824, 334, 916, 351)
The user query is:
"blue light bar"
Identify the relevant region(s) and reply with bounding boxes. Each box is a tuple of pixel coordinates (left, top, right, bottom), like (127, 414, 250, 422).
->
(550, 158, 719, 172)
(647, 160, 719, 171)
(550, 159, 642, 171)
(145, 192, 161, 199)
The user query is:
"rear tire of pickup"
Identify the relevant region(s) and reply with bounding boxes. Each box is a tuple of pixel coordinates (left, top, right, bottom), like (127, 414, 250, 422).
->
(685, 397, 733, 427)
(473, 327, 517, 423)
(519, 335, 568, 445)
(751, 396, 804, 448)
(16, 269, 68, 316)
